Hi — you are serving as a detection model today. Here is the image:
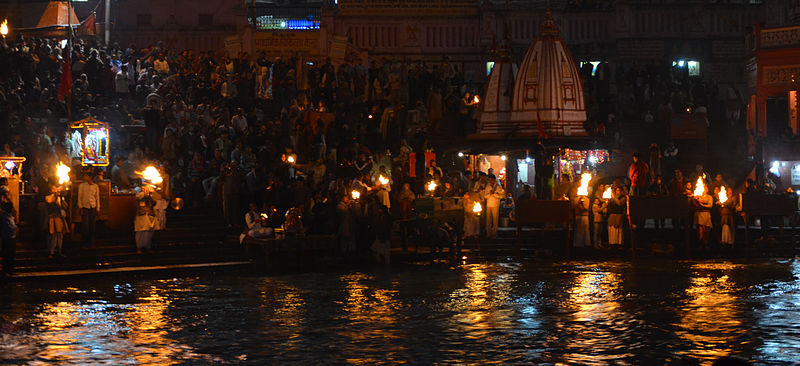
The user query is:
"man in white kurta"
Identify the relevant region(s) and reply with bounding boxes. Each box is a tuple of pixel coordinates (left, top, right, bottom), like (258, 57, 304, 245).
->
(483, 175, 505, 239)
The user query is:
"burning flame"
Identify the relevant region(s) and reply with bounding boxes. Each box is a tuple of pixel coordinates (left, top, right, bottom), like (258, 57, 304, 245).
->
(472, 201, 482, 214)
(56, 162, 71, 185)
(602, 186, 612, 199)
(287, 155, 296, 164)
(351, 190, 360, 200)
(378, 175, 389, 185)
(260, 213, 268, 221)
(137, 166, 163, 186)
(576, 173, 592, 196)
(3, 161, 14, 171)
(473, 95, 480, 104)
(693, 176, 705, 197)
(427, 180, 437, 192)
(718, 186, 728, 204)
(1, 20, 8, 37)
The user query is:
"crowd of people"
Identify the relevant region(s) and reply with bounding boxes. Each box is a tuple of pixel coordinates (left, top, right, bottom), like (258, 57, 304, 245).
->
(0, 35, 494, 263)
(0, 34, 782, 273)
(562, 152, 788, 250)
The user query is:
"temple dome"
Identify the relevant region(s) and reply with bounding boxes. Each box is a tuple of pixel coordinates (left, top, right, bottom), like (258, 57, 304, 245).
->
(509, 15, 587, 138)
(477, 45, 517, 135)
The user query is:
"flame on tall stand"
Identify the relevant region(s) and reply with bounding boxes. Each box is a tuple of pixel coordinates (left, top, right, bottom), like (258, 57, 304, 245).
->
(426, 180, 437, 192)
(0, 20, 8, 38)
(693, 176, 706, 197)
(351, 190, 360, 200)
(576, 173, 592, 196)
(378, 175, 389, 185)
(602, 186, 612, 199)
(472, 201, 482, 215)
(56, 161, 71, 185)
(718, 186, 728, 204)
(136, 166, 163, 187)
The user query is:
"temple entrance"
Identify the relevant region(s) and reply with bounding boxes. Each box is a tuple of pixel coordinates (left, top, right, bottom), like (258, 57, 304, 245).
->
(766, 96, 789, 139)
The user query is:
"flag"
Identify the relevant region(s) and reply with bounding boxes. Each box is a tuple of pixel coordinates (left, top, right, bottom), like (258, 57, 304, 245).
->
(78, 12, 96, 36)
(57, 57, 72, 101)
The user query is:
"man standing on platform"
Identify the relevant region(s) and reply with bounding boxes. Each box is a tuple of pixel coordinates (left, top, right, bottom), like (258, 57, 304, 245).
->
(78, 172, 100, 247)
(628, 152, 649, 196)
(1, 201, 17, 276)
(483, 174, 505, 239)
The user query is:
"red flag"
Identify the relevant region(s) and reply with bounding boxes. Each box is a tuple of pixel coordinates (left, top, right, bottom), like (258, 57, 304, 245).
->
(78, 12, 96, 36)
(57, 58, 72, 101)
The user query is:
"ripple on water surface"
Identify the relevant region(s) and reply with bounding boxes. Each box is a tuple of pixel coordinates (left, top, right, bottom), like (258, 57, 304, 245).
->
(0, 259, 799, 364)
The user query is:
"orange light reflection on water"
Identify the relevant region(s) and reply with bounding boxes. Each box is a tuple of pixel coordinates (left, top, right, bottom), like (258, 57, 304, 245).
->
(675, 262, 744, 363)
(32, 284, 212, 365)
(338, 273, 406, 364)
(559, 265, 634, 364)
(446, 264, 516, 342)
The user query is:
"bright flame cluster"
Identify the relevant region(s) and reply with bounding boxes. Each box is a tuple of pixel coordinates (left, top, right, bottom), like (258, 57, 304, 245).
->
(693, 176, 705, 197)
(718, 186, 728, 204)
(426, 180, 437, 192)
(137, 166, 163, 186)
(351, 190, 360, 200)
(0, 19, 8, 37)
(602, 186, 612, 199)
(378, 175, 389, 185)
(472, 201, 482, 214)
(56, 161, 71, 185)
(576, 173, 592, 196)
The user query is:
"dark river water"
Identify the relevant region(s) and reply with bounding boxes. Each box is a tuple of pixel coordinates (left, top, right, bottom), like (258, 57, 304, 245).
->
(1, 259, 799, 365)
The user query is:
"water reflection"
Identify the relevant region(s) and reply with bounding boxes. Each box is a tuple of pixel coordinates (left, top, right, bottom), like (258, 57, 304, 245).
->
(753, 260, 800, 363)
(675, 262, 744, 362)
(559, 264, 634, 364)
(1, 260, 800, 364)
(23, 284, 214, 364)
(338, 273, 406, 363)
(447, 264, 515, 332)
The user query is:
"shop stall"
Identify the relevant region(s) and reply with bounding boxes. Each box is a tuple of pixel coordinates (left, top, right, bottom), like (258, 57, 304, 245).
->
(66, 117, 137, 231)
(555, 148, 608, 183)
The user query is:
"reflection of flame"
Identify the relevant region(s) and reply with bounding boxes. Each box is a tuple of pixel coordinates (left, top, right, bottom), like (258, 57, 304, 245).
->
(693, 176, 705, 197)
(676, 262, 741, 362)
(351, 190, 360, 200)
(602, 187, 612, 199)
(378, 175, 389, 185)
(137, 166, 163, 186)
(427, 180, 437, 192)
(0, 19, 8, 36)
(56, 161, 71, 185)
(718, 186, 728, 204)
(576, 173, 592, 196)
(472, 201, 482, 214)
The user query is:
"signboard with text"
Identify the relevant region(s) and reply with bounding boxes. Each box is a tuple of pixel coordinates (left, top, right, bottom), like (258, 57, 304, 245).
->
(254, 31, 319, 56)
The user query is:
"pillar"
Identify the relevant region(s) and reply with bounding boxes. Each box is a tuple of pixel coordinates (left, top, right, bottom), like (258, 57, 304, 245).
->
(757, 94, 768, 137)
(790, 90, 799, 135)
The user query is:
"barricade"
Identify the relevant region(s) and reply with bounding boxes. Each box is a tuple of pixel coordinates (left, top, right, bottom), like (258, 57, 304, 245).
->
(514, 199, 572, 256)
